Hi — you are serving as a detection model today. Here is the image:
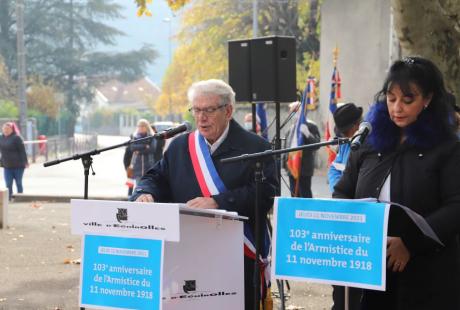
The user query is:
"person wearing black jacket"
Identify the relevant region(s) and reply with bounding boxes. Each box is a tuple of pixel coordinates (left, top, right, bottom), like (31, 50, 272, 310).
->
(129, 119, 158, 185)
(124, 126, 165, 196)
(0, 122, 28, 200)
(149, 125, 165, 164)
(131, 79, 278, 309)
(123, 134, 134, 196)
(333, 57, 460, 309)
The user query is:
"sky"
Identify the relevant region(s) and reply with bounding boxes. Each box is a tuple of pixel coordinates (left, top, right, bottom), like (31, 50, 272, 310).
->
(104, 1, 180, 87)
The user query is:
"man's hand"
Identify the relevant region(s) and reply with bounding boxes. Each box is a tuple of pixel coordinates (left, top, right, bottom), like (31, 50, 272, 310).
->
(135, 194, 154, 203)
(387, 236, 410, 272)
(186, 197, 218, 209)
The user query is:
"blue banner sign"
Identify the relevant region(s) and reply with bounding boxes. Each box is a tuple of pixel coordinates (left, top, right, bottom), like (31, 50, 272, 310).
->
(80, 235, 163, 309)
(273, 198, 389, 290)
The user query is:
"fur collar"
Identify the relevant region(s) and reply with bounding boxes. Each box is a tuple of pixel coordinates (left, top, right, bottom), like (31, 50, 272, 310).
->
(365, 102, 448, 152)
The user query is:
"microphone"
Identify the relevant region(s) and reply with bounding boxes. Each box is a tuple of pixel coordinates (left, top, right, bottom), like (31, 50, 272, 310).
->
(350, 122, 372, 151)
(154, 121, 192, 139)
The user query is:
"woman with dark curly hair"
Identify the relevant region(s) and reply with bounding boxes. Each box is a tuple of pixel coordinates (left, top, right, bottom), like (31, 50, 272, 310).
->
(332, 57, 460, 309)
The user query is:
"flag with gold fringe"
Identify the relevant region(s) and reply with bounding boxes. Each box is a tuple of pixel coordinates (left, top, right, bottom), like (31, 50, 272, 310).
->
(305, 76, 316, 106)
(286, 79, 315, 195)
(329, 65, 341, 113)
(256, 103, 268, 140)
(326, 48, 341, 166)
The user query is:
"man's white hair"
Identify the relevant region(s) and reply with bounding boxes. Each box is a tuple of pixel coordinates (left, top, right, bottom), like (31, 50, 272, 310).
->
(187, 79, 236, 107)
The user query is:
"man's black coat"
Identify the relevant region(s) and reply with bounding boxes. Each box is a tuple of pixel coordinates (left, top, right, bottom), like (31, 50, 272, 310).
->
(131, 119, 278, 309)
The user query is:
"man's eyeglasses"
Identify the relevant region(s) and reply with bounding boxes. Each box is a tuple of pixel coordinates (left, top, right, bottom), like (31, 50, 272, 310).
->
(188, 104, 227, 116)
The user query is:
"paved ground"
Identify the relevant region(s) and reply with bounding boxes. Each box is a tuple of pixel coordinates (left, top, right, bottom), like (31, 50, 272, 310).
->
(0, 202, 81, 309)
(22, 135, 128, 199)
(0, 135, 334, 309)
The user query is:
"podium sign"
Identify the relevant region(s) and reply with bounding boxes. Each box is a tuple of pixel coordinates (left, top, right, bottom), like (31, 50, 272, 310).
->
(273, 198, 390, 290)
(72, 200, 178, 310)
(71, 199, 180, 241)
(71, 200, 245, 310)
(81, 235, 163, 310)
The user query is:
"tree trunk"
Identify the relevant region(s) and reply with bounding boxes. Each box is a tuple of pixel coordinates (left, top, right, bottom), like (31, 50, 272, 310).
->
(391, 0, 460, 95)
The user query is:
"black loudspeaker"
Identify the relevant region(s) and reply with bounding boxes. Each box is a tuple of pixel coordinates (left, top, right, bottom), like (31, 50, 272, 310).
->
(228, 36, 296, 103)
(228, 39, 252, 102)
(250, 36, 296, 102)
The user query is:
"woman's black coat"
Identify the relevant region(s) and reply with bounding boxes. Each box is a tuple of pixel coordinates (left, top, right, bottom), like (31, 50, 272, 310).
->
(0, 133, 28, 168)
(129, 133, 163, 179)
(333, 106, 460, 309)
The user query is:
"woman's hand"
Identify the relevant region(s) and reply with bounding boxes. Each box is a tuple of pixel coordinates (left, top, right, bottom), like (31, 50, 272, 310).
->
(387, 236, 410, 272)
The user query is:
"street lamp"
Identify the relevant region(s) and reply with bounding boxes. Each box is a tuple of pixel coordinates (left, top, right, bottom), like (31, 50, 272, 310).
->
(163, 16, 172, 120)
(16, 0, 28, 138)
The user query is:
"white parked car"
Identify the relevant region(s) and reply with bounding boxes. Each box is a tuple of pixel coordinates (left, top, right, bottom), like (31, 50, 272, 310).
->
(151, 121, 181, 152)
(151, 121, 175, 133)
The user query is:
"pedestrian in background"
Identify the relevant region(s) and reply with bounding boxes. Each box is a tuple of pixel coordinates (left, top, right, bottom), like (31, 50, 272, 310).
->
(129, 119, 157, 186)
(328, 102, 363, 192)
(0, 122, 28, 200)
(243, 112, 261, 134)
(123, 133, 134, 196)
(150, 124, 165, 164)
(333, 57, 460, 309)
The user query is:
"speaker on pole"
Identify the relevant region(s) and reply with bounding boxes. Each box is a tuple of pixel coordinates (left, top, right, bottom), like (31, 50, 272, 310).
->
(250, 36, 296, 102)
(228, 39, 252, 102)
(228, 36, 296, 103)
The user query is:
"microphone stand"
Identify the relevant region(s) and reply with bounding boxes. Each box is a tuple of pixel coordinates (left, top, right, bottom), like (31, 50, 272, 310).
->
(258, 104, 299, 309)
(221, 137, 350, 310)
(43, 134, 164, 199)
(44, 133, 174, 310)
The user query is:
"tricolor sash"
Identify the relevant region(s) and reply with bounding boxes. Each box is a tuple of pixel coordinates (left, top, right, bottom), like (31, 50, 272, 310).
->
(188, 130, 271, 296)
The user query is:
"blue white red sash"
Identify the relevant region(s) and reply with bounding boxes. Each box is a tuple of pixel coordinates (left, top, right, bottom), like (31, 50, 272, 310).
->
(188, 130, 271, 297)
(188, 130, 226, 196)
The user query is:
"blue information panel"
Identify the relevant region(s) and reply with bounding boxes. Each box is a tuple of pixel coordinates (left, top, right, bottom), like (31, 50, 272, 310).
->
(273, 198, 389, 290)
(81, 235, 163, 309)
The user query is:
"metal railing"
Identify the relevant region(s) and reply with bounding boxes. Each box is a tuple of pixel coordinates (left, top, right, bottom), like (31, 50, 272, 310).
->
(26, 134, 98, 163)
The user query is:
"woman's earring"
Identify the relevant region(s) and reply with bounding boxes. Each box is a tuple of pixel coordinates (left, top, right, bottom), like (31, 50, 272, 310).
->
(424, 105, 428, 109)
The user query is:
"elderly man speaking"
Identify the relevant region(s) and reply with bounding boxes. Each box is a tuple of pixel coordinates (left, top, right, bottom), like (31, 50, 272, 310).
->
(130, 79, 278, 309)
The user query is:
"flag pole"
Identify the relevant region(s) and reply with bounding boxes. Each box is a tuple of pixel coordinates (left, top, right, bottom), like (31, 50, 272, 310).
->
(326, 45, 341, 166)
(332, 44, 350, 310)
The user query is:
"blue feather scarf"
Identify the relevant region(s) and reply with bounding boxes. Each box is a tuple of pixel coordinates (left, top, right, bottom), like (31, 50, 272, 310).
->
(365, 102, 449, 152)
